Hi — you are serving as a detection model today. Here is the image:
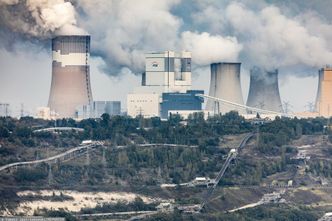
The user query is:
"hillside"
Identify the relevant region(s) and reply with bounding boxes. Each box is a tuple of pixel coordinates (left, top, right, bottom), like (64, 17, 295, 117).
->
(0, 114, 332, 220)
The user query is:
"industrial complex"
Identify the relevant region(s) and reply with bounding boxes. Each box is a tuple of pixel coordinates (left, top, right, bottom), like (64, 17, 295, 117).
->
(0, 35, 331, 120)
(127, 51, 203, 119)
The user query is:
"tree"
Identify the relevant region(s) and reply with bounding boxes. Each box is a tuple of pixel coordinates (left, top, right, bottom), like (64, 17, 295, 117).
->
(118, 151, 129, 166)
(0, 126, 10, 138)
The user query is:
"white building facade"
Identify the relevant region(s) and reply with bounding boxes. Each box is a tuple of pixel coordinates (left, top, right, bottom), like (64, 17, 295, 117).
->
(127, 93, 160, 118)
(127, 51, 192, 118)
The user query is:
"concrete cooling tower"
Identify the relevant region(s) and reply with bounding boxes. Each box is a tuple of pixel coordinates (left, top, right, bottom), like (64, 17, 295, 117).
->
(315, 67, 332, 117)
(246, 67, 283, 113)
(48, 35, 93, 118)
(206, 62, 244, 114)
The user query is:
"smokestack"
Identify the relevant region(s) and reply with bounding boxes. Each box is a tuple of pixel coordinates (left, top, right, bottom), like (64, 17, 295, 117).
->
(48, 35, 93, 118)
(206, 62, 244, 114)
(246, 67, 283, 113)
(315, 67, 332, 117)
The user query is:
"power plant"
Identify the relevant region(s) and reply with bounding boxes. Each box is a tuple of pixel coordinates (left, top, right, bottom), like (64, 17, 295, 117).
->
(206, 62, 244, 114)
(5, 34, 329, 120)
(315, 67, 332, 117)
(127, 51, 203, 119)
(48, 35, 93, 118)
(246, 67, 283, 113)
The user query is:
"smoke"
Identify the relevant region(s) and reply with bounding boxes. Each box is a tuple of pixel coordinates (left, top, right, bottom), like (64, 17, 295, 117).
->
(73, 0, 244, 75)
(250, 66, 278, 85)
(75, 0, 182, 74)
(1, 0, 332, 77)
(180, 31, 242, 66)
(224, 2, 332, 70)
(0, 0, 86, 40)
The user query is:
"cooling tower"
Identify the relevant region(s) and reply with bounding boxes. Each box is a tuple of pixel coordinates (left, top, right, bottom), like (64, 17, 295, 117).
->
(206, 62, 244, 114)
(246, 67, 283, 113)
(315, 67, 332, 117)
(48, 35, 93, 118)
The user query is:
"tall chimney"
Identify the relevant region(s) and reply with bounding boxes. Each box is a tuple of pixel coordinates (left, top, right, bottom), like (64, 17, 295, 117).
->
(206, 62, 244, 114)
(246, 67, 283, 113)
(315, 67, 332, 117)
(48, 35, 93, 118)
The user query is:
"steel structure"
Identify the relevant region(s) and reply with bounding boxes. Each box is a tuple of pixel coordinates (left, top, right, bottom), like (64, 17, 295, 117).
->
(206, 62, 244, 114)
(0, 103, 9, 117)
(198, 94, 290, 116)
(246, 67, 283, 113)
(0, 141, 103, 172)
(199, 133, 254, 210)
(48, 35, 93, 118)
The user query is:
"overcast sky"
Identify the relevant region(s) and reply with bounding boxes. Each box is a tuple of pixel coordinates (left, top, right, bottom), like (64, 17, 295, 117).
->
(0, 0, 330, 116)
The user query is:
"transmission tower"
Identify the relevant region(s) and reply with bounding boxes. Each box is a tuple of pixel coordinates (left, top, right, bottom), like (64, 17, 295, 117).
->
(305, 102, 315, 112)
(0, 103, 9, 117)
(283, 101, 293, 114)
(20, 103, 24, 118)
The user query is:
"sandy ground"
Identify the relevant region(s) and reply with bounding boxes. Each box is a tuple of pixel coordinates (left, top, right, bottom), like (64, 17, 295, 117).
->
(5, 190, 162, 216)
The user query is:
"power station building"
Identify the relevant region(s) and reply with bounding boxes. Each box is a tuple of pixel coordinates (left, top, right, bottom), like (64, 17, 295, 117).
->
(246, 67, 283, 113)
(127, 93, 160, 118)
(48, 35, 93, 118)
(206, 62, 244, 114)
(141, 51, 192, 93)
(315, 67, 332, 117)
(127, 51, 203, 119)
(160, 90, 204, 119)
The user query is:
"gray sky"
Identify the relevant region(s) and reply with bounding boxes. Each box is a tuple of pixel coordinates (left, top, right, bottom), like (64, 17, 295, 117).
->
(0, 0, 328, 115)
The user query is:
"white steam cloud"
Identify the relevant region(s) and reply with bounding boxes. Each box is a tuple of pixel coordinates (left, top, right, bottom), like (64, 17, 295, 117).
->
(75, 0, 243, 74)
(1, 0, 332, 76)
(76, 0, 182, 74)
(0, 0, 85, 38)
(181, 31, 242, 65)
(225, 2, 332, 69)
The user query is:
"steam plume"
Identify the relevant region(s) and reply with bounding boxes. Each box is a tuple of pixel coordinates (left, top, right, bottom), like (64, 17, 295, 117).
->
(1, 0, 332, 77)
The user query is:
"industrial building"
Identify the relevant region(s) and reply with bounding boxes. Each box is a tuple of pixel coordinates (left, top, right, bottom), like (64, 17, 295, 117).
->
(206, 62, 244, 114)
(127, 51, 203, 119)
(140, 51, 192, 93)
(246, 67, 283, 113)
(315, 67, 332, 117)
(48, 35, 93, 118)
(161, 90, 204, 119)
(76, 101, 121, 119)
(127, 93, 160, 118)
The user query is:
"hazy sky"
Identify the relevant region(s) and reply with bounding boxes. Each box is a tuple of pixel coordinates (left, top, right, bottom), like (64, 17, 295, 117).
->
(0, 0, 330, 116)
